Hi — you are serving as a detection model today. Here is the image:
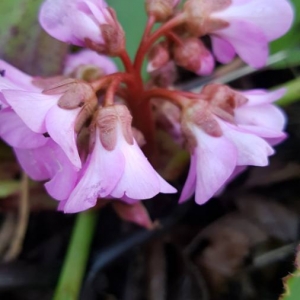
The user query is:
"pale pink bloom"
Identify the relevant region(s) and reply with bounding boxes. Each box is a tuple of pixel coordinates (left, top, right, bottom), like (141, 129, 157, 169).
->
(64, 49, 117, 76)
(179, 87, 286, 204)
(185, 0, 294, 68)
(39, 0, 115, 47)
(61, 106, 177, 213)
(15, 139, 78, 201)
(2, 89, 82, 169)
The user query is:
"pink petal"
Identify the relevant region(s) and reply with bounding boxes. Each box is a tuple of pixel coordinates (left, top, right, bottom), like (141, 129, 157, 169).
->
(218, 0, 294, 41)
(211, 35, 236, 64)
(64, 49, 117, 75)
(179, 154, 197, 203)
(214, 20, 268, 68)
(241, 88, 286, 106)
(110, 140, 163, 199)
(0, 109, 47, 148)
(0, 60, 39, 91)
(2, 90, 57, 133)
(14, 147, 51, 181)
(39, 0, 104, 46)
(219, 120, 274, 166)
(44, 140, 78, 201)
(192, 125, 237, 204)
(235, 104, 286, 132)
(62, 134, 125, 213)
(45, 105, 82, 169)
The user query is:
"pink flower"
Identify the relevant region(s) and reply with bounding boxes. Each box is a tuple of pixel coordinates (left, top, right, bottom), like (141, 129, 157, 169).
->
(184, 0, 294, 68)
(179, 85, 286, 204)
(39, 0, 124, 54)
(60, 105, 177, 213)
(64, 49, 117, 77)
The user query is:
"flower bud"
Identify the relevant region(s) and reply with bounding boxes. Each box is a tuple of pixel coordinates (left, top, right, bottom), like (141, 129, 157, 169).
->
(147, 42, 170, 73)
(145, 0, 180, 22)
(183, 0, 230, 36)
(173, 38, 214, 76)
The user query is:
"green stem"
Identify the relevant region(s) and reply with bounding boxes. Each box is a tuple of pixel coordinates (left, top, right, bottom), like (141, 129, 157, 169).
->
(275, 77, 300, 106)
(52, 210, 98, 300)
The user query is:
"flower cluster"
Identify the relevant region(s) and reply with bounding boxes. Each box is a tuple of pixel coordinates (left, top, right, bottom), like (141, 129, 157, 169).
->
(0, 0, 294, 219)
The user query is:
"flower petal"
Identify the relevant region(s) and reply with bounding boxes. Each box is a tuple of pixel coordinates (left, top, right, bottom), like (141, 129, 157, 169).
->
(211, 35, 236, 64)
(2, 90, 57, 133)
(214, 20, 268, 68)
(192, 126, 237, 204)
(63, 134, 125, 213)
(0, 109, 47, 148)
(45, 105, 82, 169)
(219, 120, 274, 166)
(110, 140, 162, 199)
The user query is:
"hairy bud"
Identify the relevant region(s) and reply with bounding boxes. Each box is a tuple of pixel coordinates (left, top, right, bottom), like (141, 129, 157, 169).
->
(146, 0, 180, 21)
(147, 42, 170, 73)
(173, 38, 214, 75)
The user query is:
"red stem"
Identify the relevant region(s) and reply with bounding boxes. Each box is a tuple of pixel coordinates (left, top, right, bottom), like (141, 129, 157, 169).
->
(119, 50, 135, 74)
(134, 13, 185, 73)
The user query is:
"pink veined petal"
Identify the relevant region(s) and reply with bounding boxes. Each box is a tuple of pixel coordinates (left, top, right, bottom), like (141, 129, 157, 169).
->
(45, 105, 82, 169)
(110, 140, 162, 199)
(2, 90, 58, 133)
(0, 60, 39, 91)
(235, 104, 286, 132)
(63, 134, 125, 213)
(44, 140, 79, 201)
(64, 49, 117, 75)
(241, 88, 286, 106)
(80, 0, 107, 24)
(216, 0, 294, 41)
(218, 120, 274, 167)
(179, 153, 197, 203)
(211, 35, 236, 64)
(191, 125, 237, 205)
(0, 109, 47, 148)
(214, 20, 268, 68)
(14, 146, 51, 181)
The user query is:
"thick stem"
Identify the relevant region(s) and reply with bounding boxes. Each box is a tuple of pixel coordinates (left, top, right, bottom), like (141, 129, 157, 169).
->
(52, 211, 98, 300)
(119, 49, 135, 74)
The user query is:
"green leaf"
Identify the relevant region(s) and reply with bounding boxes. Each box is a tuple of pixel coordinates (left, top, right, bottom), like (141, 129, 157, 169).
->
(0, 0, 68, 76)
(0, 180, 20, 198)
(281, 245, 300, 300)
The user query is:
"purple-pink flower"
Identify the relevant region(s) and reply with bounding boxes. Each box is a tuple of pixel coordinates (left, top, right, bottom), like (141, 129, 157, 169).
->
(179, 85, 286, 204)
(59, 105, 176, 213)
(184, 0, 294, 68)
(39, 0, 124, 54)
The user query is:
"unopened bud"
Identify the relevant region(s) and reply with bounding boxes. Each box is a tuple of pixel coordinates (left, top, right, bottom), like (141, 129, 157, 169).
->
(183, 0, 230, 36)
(147, 42, 170, 73)
(173, 38, 214, 75)
(146, 0, 180, 22)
